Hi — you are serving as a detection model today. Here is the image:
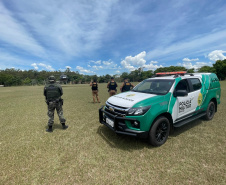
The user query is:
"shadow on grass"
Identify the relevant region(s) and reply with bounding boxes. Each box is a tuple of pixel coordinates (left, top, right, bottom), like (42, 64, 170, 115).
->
(88, 101, 102, 104)
(97, 118, 207, 149)
(170, 118, 204, 137)
(97, 126, 153, 150)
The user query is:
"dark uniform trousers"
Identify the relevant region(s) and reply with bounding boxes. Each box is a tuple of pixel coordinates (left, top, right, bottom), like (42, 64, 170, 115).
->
(47, 100, 66, 126)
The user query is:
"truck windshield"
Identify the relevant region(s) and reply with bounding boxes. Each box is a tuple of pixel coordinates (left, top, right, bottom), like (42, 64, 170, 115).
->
(132, 79, 175, 95)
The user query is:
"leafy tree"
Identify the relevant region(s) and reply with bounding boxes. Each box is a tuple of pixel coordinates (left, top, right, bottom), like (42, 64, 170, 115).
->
(213, 59, 226, 80)
(98, 76, 105, 83)
(129, 70, 140, 82)
(187, 68, 195, 73)
(0, 61, 224, 86)
(91, 75, 98, 81)
(105, 74, 111, 82)
(23, 77, 32, 85)
(198, 66, 216, 73)
(0, 73, 8, 85)
(154, 66, 186, 73)
(120, 72, 129, 81)
(141, 70, 154, 80)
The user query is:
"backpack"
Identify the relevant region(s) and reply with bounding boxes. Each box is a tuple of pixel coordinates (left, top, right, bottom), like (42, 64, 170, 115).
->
(122, 82, 131, 92)
(109, 82, 117, 90)
(92, 82, 98, 90)
(45, 84, 61, 100)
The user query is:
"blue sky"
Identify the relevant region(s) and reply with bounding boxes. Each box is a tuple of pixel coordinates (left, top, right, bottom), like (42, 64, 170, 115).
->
(0, 0, 226, 75)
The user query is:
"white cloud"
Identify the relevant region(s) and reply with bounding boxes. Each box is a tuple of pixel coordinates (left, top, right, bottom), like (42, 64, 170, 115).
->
(39, 63, 54, 71)
(76, 66, 94, 74)
(182, 58, 199, 62)
(147, 30, 226, 62)
(178, 61, 210, 70)
(150, 61, 158, 64)
(65, 66, 71, 69)
(0, 0, 118, 63)
(103, 60, 113, 65)
(121, 51, 163, 71)
(0, 2, 46, 57)
(121, 60, 136, 71)
(124, 51, 146, 65)
(58, 68, 66, 72)
(2, 0, 226, 75)
(31, 63, 38, 70)
(0, 49, 34, 69)
(88, 60, 119, 71)
(31, 63, 55, 71)
(92, 65, 103, 70)
(208, 50, 226, 61)
(121, 51, 146, 71)
(195, 62, 210, 68)
(143, 63, 163, 71)
(91, 60, 102, 65)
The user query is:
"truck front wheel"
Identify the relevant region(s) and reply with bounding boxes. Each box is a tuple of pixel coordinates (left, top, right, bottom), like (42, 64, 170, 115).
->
(148, 117, 170, 147)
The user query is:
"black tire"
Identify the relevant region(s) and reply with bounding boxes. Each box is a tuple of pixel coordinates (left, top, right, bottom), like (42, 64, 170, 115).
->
(204, 101, 215, 120)
(148, 117, 170, 147)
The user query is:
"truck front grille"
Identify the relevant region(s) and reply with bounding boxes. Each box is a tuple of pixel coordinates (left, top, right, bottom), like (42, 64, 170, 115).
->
(105, 102, 129, 117)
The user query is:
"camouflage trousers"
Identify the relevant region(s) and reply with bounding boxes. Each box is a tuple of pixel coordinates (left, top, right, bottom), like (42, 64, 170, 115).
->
(47, 101, 66, 126)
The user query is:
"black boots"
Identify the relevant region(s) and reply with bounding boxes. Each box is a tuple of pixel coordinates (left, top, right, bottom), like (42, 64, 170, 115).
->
(62, 123, 68, 130)
(46, 126, 53, 132)
(46, 124, 68, 132)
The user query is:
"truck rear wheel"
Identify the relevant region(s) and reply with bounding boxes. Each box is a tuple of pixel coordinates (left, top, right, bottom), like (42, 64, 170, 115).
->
(204, 101, 215, 120)
(148, 117, 170, 147)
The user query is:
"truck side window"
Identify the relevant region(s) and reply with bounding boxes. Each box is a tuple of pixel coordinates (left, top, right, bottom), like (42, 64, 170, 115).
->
(175, 79, 189, 92)
(189, 78, 202, 91)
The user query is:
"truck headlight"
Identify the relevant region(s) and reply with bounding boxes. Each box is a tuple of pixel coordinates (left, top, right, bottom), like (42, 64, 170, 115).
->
(127, 106, 151, 116)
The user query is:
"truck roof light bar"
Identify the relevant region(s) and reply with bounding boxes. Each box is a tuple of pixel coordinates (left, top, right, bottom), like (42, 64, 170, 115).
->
(156, 71, 187, 75)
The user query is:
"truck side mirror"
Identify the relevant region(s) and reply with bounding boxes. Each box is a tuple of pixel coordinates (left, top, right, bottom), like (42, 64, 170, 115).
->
(173, 90, 188, 97)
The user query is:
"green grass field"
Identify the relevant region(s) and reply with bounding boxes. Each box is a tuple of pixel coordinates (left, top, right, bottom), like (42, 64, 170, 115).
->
(0, 82, 226, 184)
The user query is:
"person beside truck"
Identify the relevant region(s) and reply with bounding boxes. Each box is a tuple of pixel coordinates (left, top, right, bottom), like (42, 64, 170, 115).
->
(107, 77, 118, 96)
(120, 78, 135, 92)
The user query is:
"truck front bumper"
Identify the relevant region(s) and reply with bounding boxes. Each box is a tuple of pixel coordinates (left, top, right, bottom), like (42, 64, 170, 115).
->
(99, 106, 148, 138)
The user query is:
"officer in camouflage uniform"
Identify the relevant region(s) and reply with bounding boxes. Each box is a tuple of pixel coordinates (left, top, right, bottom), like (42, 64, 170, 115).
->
(44, 76, 68, 132)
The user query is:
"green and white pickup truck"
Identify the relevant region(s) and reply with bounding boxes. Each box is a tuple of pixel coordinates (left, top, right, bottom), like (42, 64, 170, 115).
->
(99, 72, 221, 146)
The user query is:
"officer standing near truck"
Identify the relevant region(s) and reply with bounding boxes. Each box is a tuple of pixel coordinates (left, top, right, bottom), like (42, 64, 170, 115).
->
(107, 77, 118, 96)
(44, 76, 68, 132)
(90, 79, 100, 103)
(120, 78, 134, 92)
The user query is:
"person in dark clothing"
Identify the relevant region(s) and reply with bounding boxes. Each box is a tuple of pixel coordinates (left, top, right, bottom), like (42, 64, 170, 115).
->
(44, 76, 68, 132)
(90, 79, 100, 103)
(120, 78, 134, 92)
(107, 77, 118, 96)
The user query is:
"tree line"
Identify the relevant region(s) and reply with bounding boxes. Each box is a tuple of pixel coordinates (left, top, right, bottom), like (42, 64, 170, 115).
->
(0, 59, 225, 86)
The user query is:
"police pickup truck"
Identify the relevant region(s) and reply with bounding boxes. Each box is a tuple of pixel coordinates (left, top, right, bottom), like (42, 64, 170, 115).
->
(99, 72, 221, 146)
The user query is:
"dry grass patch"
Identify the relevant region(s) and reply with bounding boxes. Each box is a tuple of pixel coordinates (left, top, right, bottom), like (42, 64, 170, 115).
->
(0, 82, 225, 184)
